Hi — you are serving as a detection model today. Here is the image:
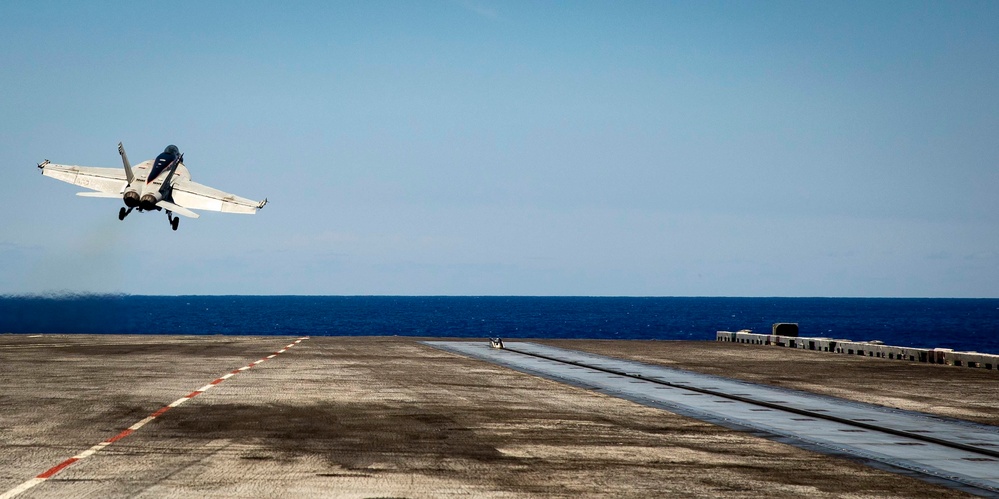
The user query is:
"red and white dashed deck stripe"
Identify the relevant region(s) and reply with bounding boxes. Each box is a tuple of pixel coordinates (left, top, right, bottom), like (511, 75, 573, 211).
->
(0, 337, 309, 499)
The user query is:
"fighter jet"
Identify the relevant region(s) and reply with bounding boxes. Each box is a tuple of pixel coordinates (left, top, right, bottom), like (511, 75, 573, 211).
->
(37, 143, 267, 230)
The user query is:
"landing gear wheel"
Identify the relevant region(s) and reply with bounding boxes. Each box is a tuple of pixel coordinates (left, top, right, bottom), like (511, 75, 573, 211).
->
(118, 207, 127, 221)
(166, 210, 180, 231)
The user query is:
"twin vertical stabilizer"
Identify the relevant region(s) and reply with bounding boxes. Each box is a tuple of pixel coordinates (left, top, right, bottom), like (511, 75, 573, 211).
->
(118, 142, 135, 185)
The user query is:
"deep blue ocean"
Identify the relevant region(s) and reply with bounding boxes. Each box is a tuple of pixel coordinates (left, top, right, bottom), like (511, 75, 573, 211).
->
(1, 296, 998, 354)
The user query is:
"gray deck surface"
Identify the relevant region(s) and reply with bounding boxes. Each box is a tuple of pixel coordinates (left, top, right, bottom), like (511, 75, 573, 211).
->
(428, 341, 999, 494)
(0, 335, 987, 498)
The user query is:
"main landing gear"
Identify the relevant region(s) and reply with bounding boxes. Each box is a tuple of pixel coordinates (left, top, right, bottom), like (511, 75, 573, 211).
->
(117, 206, 179, 231)
(166, 210, 179, 231)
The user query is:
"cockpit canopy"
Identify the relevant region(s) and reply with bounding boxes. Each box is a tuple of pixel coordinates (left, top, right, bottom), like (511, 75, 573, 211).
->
(148, 145, 181, 184)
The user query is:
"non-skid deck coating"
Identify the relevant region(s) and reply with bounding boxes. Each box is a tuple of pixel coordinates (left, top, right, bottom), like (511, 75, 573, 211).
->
(427, 341, 999, 495)
(0, 335, 985, 498)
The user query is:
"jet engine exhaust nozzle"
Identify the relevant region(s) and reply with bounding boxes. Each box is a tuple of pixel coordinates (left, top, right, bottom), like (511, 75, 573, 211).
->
(139, 194, 158, 211)
(123, 191, 140, 208)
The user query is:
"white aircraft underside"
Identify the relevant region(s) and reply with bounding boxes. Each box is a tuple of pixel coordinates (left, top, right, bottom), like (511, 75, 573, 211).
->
(38, 143, 267, 230)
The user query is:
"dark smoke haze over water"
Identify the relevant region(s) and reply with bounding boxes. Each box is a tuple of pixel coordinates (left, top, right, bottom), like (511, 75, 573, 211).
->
(1, 296, 998, 355)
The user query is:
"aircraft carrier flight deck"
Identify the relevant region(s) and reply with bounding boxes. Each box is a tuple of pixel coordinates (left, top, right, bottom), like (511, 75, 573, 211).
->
(1, 335, 997, 498)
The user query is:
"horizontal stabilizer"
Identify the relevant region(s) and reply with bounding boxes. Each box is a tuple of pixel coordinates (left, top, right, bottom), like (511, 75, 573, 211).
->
(77, 191, 121, 198)
(157, 200, 200, 219)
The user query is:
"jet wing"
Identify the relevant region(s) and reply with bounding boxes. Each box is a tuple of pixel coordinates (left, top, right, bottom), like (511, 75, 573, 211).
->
(170, 178, 266, 215)
(39, 162, 127, 195)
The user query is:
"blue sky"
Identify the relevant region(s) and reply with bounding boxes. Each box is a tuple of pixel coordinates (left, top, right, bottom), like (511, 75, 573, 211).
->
(2, 1, 997, 297)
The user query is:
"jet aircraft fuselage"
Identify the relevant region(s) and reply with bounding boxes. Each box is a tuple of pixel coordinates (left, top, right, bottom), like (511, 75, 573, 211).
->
(37, 142, 267, 231)
(122, 144, 184, 211)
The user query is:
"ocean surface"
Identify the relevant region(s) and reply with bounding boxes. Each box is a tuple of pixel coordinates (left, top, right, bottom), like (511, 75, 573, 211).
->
(2, 296, 998, 354)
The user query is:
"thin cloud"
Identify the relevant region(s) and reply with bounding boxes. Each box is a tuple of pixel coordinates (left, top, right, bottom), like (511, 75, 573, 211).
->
(454, 0, 499, 20)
